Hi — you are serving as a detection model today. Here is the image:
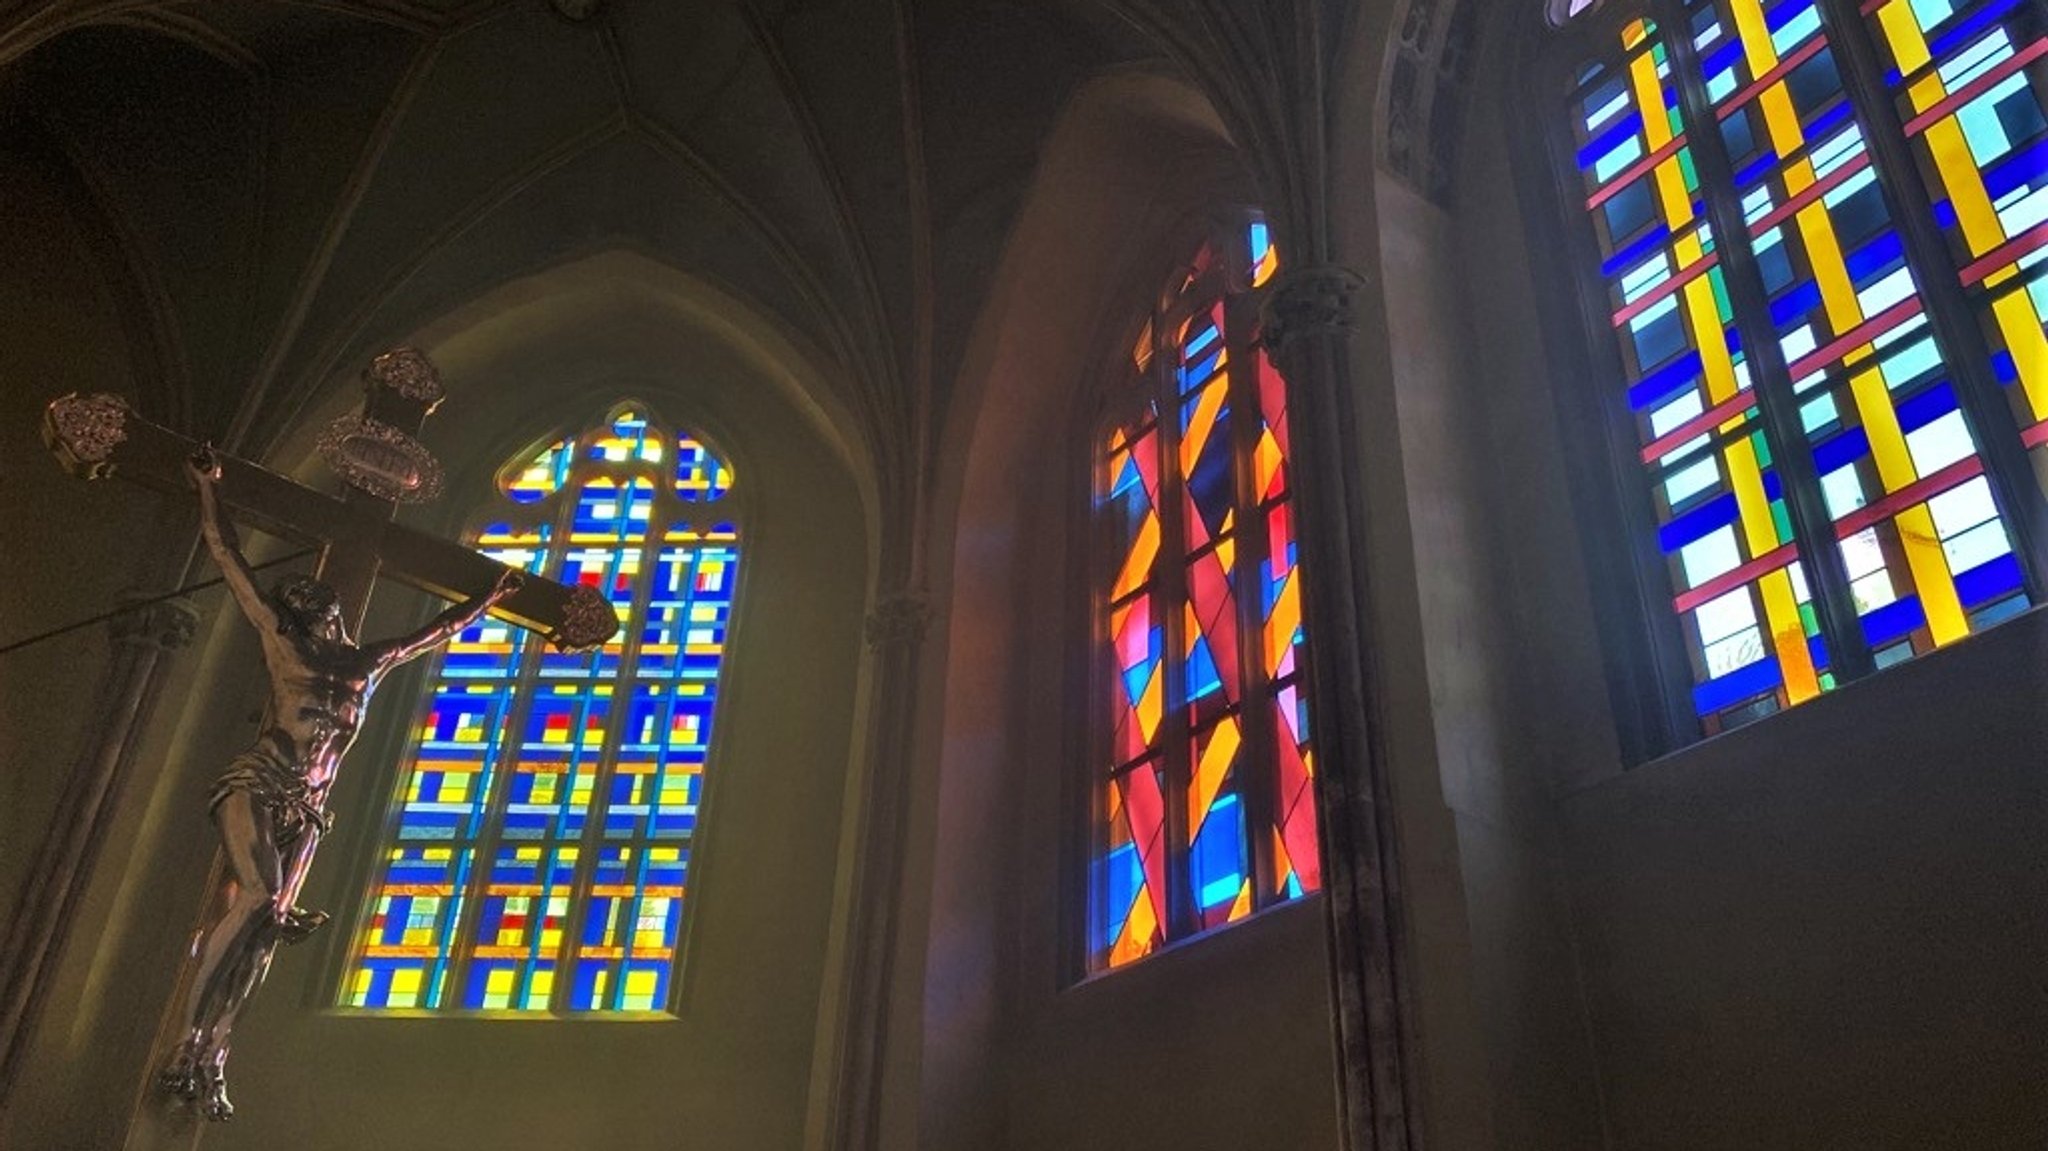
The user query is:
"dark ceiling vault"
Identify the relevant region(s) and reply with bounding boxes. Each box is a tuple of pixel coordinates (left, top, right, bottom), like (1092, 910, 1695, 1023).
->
(1, 0, 1473, 509)
(1, 1, 1152, 480)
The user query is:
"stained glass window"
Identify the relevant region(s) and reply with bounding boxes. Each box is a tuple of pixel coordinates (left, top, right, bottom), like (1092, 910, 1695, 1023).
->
(343, 405, 739, 1014)
(1555, 0, 2044, 742)
(1093, 216, 1320, 972)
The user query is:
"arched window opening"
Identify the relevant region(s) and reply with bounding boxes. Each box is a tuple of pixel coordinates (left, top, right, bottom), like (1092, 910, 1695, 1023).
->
(343, 405, 740, 1014)
(1092, 215, 1320, 973)
(1552, 0, 2046, 742)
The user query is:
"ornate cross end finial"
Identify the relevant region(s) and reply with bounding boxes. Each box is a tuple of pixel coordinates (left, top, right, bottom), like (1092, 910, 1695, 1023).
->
(548, 585, 623, 652)
(864, 591, 932, 649)
(1257, 265, 1370, 362)
(43, 392, 132, 479)
(363, 346, 446, 409)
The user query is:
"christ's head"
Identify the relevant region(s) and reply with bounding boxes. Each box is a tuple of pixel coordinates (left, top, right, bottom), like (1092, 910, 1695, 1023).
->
(273, 575, 345, 641)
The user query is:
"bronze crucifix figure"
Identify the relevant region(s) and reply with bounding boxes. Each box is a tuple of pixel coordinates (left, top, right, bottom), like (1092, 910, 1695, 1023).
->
(42, 349, 620, 1122)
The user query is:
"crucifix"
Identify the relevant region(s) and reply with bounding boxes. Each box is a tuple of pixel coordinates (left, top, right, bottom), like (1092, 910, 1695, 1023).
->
(41, 349, 619, 1123)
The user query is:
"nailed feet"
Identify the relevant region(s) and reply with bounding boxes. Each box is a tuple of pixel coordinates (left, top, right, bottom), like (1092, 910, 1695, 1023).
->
(158, 1042, 235, 1121)
(278, 906, 329, 945)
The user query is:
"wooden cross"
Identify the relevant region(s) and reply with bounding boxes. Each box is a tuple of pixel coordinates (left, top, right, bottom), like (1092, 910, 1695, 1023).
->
(42, 348, 619, 649)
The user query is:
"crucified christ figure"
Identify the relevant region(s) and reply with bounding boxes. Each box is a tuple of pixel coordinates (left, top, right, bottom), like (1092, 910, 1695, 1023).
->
(160, 448, 523, 1120)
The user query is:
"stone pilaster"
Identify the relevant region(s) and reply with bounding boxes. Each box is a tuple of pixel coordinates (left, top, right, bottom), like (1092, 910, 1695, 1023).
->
(1261, 265, 1424, 1151)
(0, 592, 200, 1108)
(818, 587, 933, 1151)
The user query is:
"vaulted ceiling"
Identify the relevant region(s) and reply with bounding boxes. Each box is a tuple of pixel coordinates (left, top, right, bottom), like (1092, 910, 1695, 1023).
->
(0, 0, 1164, 481)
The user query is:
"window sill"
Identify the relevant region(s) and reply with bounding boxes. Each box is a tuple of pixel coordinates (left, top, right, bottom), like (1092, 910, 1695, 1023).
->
(1064, 889, 1327, 995)
(1572, 600, 2048, 796)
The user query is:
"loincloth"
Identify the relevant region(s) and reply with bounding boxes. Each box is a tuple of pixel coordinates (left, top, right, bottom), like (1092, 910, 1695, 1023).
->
(209, 734, 334, 841)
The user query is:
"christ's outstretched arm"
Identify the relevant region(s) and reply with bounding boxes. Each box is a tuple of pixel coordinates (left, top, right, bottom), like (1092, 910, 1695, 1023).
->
(189, 449, 280, 635)
(371, 566, 525, 670)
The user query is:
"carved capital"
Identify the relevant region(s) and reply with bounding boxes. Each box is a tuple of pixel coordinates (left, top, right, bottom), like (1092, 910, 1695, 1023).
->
(549, 585, 622, 653)
(363, 347, 445, 408)
(1258, 265, 1369, 364)
(316, 415, 446, 504)
(43, 393, 131, 479)
(110, 594, 200, 652)
(864, 592, 931, 649)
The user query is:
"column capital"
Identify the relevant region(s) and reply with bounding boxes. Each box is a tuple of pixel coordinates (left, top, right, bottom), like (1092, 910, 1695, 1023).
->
(863, 591, 932, 650)
(110, 593, 200, 652)
(1258, 265, 1370, 366)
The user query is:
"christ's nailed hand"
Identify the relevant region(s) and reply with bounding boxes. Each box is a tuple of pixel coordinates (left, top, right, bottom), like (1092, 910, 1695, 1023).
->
(187, 446, 223, 484)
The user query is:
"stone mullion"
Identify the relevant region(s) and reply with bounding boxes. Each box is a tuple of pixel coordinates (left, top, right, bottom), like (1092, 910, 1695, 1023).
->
(1225, 284, 1282, 912)
(437, 446, 588, 1014)
(1648, 0, 1879, 681)
(1154, 313, 1199, 942)
(550, 461, 667, 1014)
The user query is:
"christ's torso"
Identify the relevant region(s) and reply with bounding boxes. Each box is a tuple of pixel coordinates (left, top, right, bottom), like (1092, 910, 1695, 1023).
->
(259, 634, 382, 789)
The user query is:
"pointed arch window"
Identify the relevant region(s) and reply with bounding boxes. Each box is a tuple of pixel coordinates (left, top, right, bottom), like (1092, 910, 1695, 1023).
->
(1091, 216, 1321, 973)
(1545, 0, 2047, 749)
(342, 405, 740, 1014)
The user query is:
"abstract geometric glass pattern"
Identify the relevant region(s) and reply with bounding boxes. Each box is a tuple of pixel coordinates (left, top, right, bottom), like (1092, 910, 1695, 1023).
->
(344, 405, 739, 1014)
(1558, 1, 2042, 739)
(1093, 215, 1320, 972)
(1863, 0, 2048, 467)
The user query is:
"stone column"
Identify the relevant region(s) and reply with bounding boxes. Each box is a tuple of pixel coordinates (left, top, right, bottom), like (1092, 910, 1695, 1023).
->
(818, 588, 932, 1151)
(1262, 265, 1423, 1151)
(0, 591, 199, 1108)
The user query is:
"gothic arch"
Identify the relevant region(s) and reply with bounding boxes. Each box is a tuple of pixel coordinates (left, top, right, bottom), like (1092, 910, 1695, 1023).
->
(909, 68, 1339, 1151)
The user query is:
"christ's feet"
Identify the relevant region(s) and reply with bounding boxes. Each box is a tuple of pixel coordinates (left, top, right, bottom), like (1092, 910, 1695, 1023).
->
(197, 1062, 234, 1122)
(157, 1046, 201, 1101)
(278, 906, 329, 945)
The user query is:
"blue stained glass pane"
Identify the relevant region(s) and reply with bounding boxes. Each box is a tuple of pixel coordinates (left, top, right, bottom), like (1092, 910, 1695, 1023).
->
(1955, 554, 2025, 607)
(1186, 638, 1223, 700)
(1692, 656, 1785, 715)
(1861, 595, 1928, 648)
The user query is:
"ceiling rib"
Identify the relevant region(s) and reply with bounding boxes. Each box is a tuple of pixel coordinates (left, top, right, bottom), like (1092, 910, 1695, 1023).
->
(261, 111, 630, 457)
(738, 0, 899, 404)
(225, 37, 443, 452)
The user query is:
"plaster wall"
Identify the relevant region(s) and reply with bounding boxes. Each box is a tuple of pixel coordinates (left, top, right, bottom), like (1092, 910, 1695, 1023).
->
(1560, 609, 2048, 1149)
(0, 139, 173, 943)
(1369, 167, 1612, 1151)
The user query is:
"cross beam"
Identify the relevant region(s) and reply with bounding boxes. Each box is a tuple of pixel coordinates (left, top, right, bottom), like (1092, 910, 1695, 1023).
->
(42, 352, 618, 651)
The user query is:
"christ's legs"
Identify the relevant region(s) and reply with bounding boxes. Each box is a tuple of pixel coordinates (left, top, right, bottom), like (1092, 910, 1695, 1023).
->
(159, 791, 281, 1115)
(190, 931, 279, 1120)
(189, 813, 332, 1119)
(274, 819, 329, 943)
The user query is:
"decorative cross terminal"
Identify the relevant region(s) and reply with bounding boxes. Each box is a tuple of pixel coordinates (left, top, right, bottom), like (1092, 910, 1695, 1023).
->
(43, 350, 617, 650)
(40, 348, 620, 1124)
